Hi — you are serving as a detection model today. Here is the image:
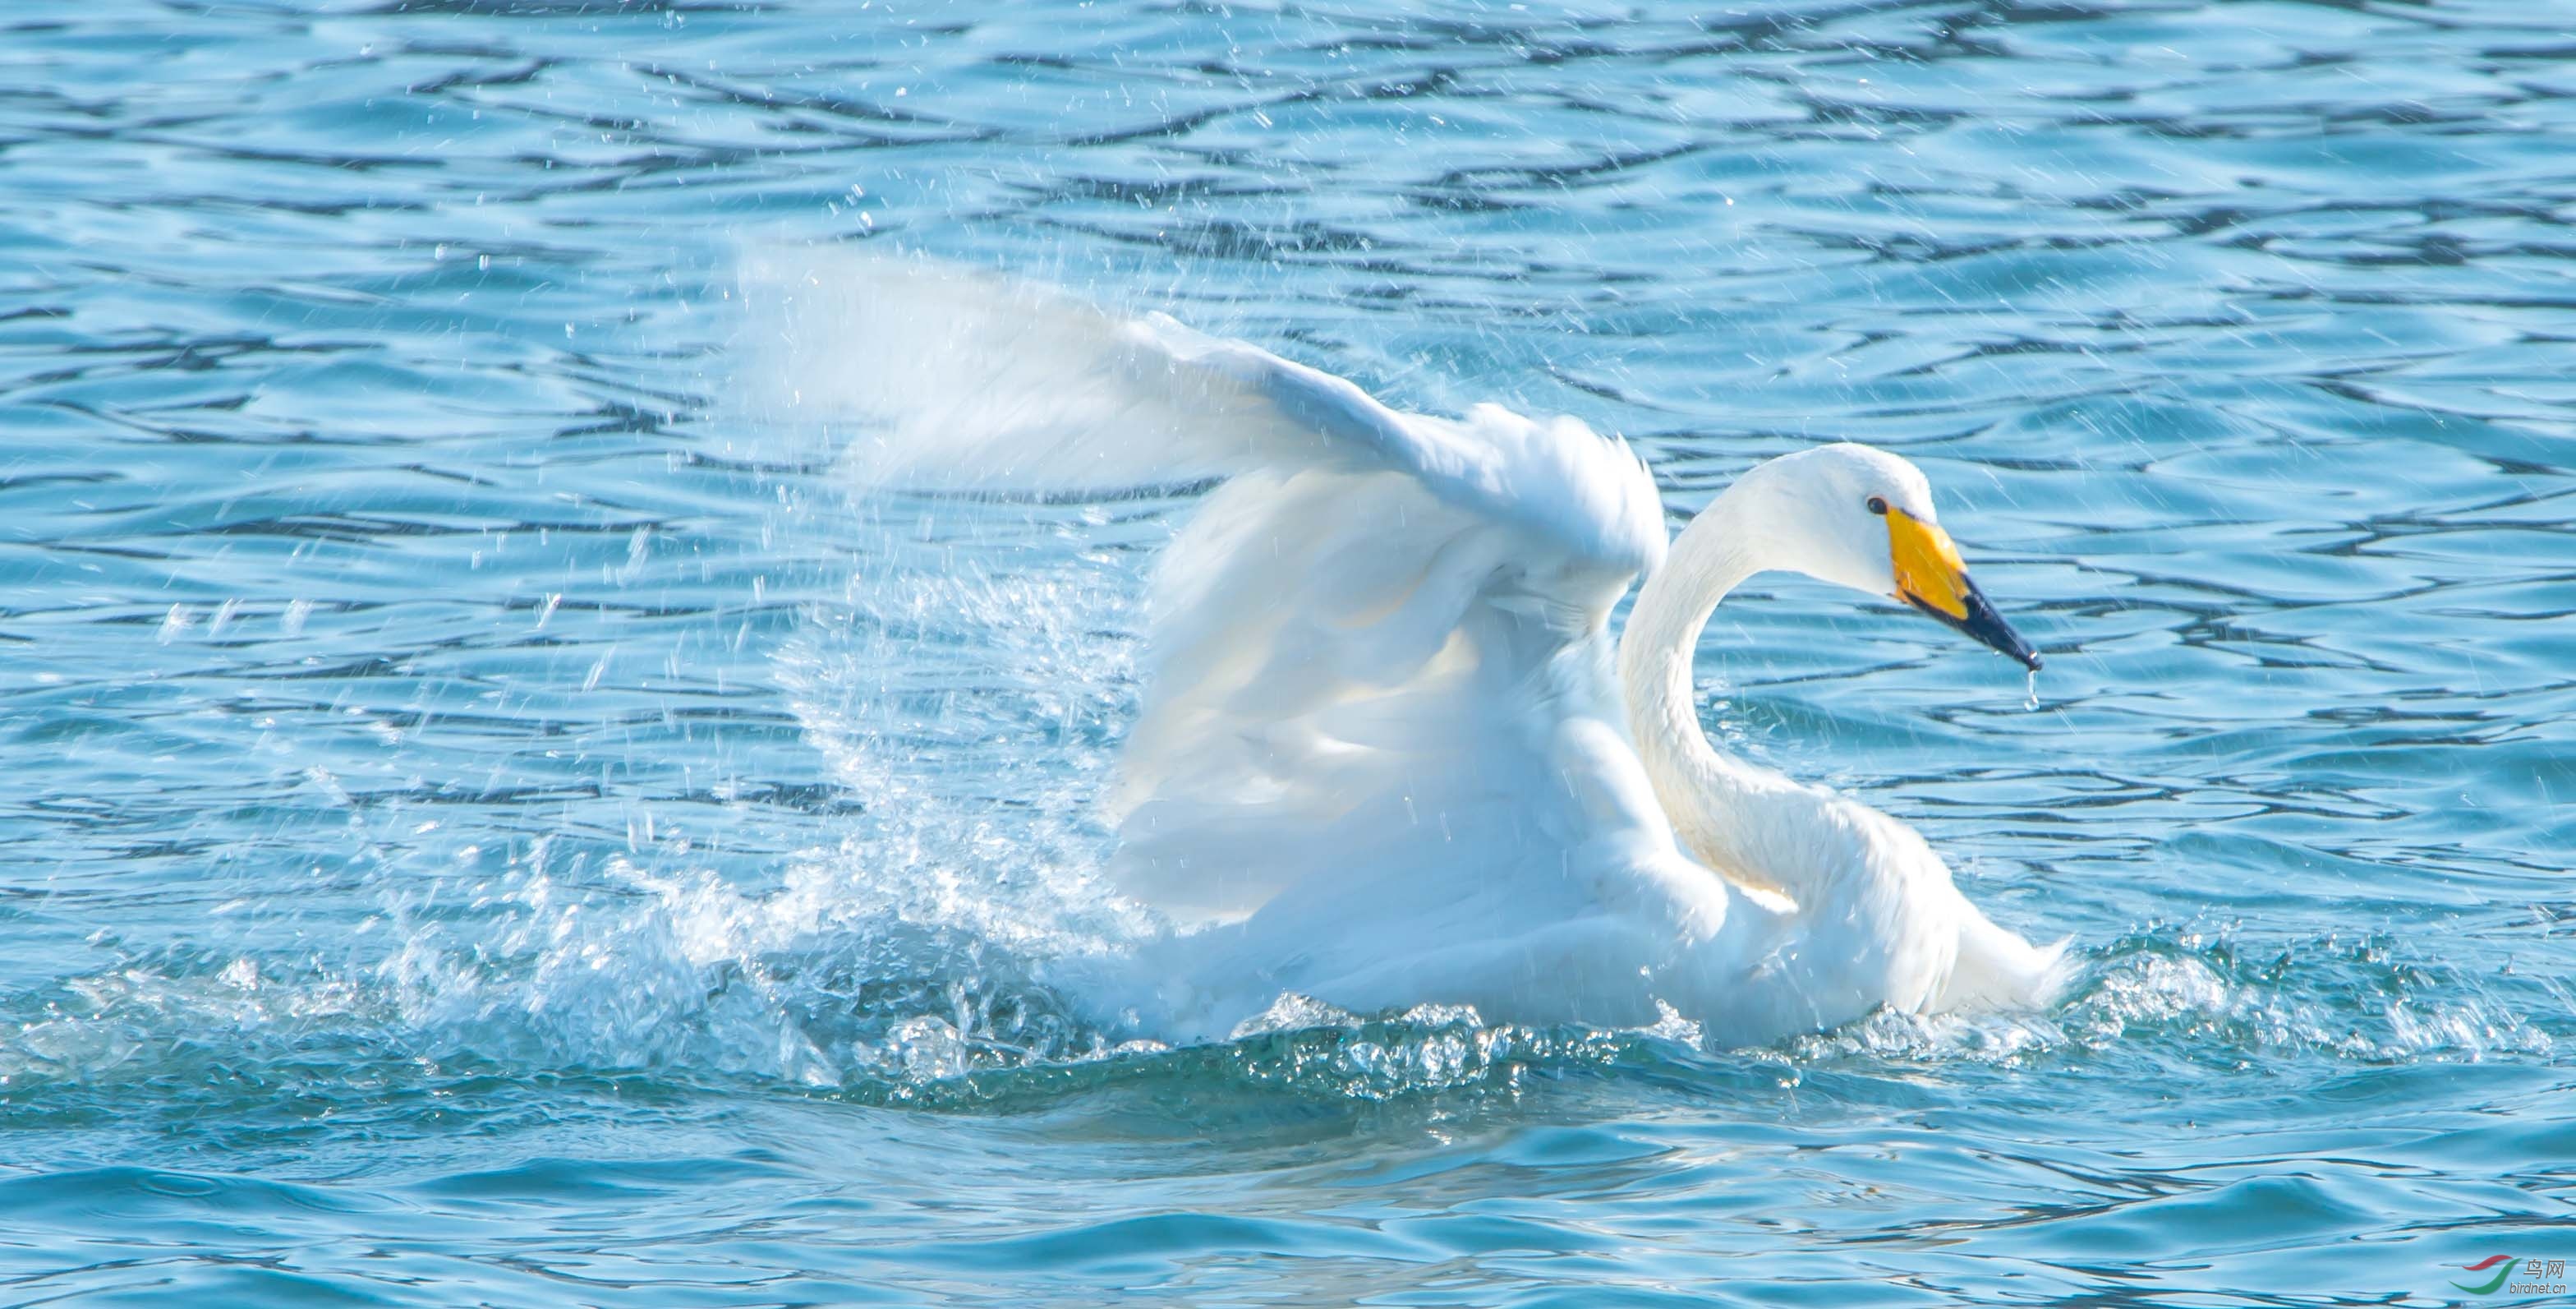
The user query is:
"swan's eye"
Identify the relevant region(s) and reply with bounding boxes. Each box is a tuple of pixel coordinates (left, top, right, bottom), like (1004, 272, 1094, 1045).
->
(1865, 495, 1888, 515)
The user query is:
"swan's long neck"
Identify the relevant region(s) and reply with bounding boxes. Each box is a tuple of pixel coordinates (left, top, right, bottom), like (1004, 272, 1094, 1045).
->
(1615, 478, 1807, 897)
(1614, 463, 2060, 1012)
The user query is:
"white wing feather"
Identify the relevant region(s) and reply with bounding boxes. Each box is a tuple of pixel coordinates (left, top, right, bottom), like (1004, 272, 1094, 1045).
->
(761, 252, 1671, 925)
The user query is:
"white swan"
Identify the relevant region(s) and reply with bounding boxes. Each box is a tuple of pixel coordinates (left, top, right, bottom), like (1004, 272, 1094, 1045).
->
(756, 255, 2067, 1046)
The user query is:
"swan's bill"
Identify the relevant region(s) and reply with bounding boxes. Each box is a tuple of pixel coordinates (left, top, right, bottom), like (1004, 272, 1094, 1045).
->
(1887, 508, 2042, 671)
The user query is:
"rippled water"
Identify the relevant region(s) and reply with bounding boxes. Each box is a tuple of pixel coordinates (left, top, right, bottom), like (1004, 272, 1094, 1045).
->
(6, 1, 2573, 1303)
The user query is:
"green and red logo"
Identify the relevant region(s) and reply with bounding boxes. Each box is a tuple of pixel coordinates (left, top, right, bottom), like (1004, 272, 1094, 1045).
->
(2454, 1256, 2518, 1295)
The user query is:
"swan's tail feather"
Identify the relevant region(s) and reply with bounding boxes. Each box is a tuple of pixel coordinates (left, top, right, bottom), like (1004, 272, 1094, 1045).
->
(1942, 913, 2076, 1012)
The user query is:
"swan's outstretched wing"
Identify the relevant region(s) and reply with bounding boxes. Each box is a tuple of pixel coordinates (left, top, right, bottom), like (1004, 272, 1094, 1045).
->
(754, 254, 1671, 924)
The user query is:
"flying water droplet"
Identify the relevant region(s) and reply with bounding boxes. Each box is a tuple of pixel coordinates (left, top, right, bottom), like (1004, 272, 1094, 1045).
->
(2023, 669, 2040, 712)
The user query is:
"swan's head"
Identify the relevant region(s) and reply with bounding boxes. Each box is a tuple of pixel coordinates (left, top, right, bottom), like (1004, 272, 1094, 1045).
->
(1741, 443, 2041, 670)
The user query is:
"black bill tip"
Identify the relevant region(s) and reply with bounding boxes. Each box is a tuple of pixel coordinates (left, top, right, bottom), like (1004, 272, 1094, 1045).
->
(1905, 579, 2042, 671)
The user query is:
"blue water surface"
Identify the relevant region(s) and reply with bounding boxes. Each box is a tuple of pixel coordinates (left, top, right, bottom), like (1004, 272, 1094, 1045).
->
(3, 1, 2573, 1304)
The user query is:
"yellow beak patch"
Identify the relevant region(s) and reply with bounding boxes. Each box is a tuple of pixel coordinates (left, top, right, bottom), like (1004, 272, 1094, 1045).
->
(1888, 507, 1970, 620)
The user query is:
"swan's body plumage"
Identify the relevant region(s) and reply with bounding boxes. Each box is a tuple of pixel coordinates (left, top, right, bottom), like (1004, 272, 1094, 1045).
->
(764, 255, 2064, 1045)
